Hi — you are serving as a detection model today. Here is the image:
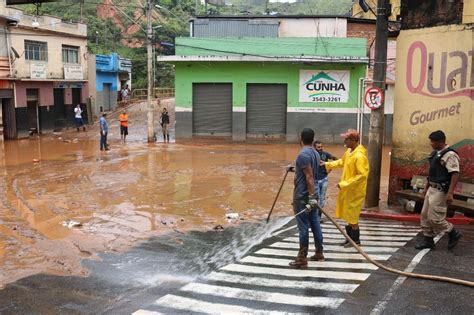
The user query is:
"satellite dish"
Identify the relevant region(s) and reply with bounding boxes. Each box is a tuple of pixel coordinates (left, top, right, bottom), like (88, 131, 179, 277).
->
(359, 0, 370, 13)
(11, 47, 20, 59)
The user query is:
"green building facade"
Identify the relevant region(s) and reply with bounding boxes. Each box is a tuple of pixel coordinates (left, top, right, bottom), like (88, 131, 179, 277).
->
(160, 37, 370, 142)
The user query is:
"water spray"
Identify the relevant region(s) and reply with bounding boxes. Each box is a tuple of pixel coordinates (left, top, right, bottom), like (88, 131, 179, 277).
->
(266, 171, 474, 288)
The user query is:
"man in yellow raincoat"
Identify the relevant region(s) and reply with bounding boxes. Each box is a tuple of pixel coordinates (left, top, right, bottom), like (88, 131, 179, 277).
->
(321, 129, 369, 247)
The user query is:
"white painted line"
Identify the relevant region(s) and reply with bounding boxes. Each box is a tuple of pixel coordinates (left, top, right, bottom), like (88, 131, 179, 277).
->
(329, 222, 419, 229)
(370, 235, 443, 315)
(321, 225, 421, 233)
(286, 235, 414, 241)
(241, 256, 378, 270)
(206, 271, 359, 293)
(132, 310, 164, 315)
(315, 229, 419, 236)
(255, 248, 391, 261)
(180, 283, 345, 309)
(221, 264, 370, 281)
(270, 242, 400, 252)
(281, 238, 408, 247)
(272, 225, 297, 237)
(154, 294, 289, 314)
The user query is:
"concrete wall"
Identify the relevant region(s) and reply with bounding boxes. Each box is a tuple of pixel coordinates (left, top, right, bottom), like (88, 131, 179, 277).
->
(389, 25, 474, 202)
(278, 18, 347, 38)
(10, 28, 88, 80)
(15, 81, 54, 107)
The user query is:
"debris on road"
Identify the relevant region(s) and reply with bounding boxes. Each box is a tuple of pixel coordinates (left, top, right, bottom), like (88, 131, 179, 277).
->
(61, 220, 82, 228)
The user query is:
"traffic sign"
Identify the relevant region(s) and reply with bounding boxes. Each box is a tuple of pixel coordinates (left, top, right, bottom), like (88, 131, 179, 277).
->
(364, 87, 384, 110)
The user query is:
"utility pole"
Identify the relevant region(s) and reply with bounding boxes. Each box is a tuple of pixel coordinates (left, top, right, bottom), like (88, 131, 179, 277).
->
(80, 0, 84, 22)
(365, 0, 389, 208)
(146, 0, 155, 142)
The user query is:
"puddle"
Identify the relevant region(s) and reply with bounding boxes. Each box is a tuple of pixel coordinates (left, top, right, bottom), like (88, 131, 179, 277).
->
(0, 104, 392, 287)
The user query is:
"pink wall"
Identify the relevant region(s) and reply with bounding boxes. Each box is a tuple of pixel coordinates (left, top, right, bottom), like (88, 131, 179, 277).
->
(15, 81, 54, 108)
(65, 88, 72, 104)
(15, 82, 89, 107)
(81, 83, 89, 102)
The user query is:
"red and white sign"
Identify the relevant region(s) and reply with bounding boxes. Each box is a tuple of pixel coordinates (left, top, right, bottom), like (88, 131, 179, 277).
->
(364, 87, 384, 110)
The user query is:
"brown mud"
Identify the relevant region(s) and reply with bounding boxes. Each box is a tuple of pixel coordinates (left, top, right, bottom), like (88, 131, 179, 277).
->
(0, 104, 391, 287)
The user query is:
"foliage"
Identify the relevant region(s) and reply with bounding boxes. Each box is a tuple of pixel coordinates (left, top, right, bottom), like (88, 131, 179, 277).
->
(14, 0, 354, 89)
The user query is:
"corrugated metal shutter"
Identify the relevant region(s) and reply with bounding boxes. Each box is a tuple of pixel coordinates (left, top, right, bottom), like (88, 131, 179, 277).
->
(247, 84, 287, 135)
(193, 83, 232, 136)
(193, 19, 279, 38)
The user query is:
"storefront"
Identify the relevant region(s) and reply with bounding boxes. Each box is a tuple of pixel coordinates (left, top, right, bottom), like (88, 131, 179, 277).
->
(161, 37, 370, 142)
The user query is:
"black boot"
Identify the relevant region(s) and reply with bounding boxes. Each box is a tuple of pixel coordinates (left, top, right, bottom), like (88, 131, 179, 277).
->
(166, 134, 170, 142)
(345, 229, 361, 247)
(340, 225, 352, 246)
(415, 236, 435, 250)
(447, 229, 462, 250)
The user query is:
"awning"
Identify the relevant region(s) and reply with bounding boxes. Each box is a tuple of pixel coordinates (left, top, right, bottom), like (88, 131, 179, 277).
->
(157, 55, 369, 64)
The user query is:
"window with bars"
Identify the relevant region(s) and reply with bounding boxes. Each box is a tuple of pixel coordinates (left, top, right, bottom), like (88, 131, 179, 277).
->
(25, 40, 48, 61)
(62, 45, 79, 64)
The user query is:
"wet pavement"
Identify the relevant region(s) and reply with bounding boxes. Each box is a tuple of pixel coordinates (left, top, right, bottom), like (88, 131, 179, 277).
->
(4, 101, 452, 314)
(0, 218, 472, 314)
(0, 100, 393, 288)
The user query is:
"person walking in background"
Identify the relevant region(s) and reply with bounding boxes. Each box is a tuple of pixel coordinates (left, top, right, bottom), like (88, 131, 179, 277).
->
(160, 108, 170, 143)
(99, 113, 109, 151)
(321, 129, 369, 247)
(74, 104, 86, 132)
(314, 140, 337, 221)
(119, 111, 129, 143)
(121, 84, 130, 104)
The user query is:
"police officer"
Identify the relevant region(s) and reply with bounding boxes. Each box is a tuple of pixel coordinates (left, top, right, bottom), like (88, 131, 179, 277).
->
(416, 130, 462, 250)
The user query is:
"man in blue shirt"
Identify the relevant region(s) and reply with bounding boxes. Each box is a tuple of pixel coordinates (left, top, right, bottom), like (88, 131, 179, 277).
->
(287, 128, 324, 269)
(314, 141, 337, 218)
(99, 113, 109, 151)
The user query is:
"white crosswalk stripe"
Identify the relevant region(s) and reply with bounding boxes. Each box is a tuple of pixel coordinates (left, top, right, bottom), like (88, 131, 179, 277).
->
(285, 235, 414, 241)
(180, 283, 346, 308)
(269, 242, 400, 252)
(255, 248, 392, 261)
(318, 229, 419, 236)
(134, 220, 420, 314)
(206, 272, 359, 293)
(277, 239, 408, 247)
(240, 256, 378, 270)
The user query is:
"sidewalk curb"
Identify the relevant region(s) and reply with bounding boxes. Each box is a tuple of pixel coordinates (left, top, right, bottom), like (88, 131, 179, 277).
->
(360, 212, 474, 225)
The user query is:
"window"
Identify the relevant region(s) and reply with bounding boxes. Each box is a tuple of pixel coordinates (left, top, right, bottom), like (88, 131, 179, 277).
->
(25, 40, 48, 61)
(62, 45, 79, 64)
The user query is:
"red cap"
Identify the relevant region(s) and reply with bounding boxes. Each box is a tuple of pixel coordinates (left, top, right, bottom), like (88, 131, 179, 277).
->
(340, 129, 360, 142)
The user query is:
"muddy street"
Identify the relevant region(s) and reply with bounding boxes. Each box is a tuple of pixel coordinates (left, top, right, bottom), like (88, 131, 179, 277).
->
(0, 106, 392, 288)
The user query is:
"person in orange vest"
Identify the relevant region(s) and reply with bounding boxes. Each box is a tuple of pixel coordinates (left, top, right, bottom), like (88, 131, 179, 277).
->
(119, 111, 129, 143)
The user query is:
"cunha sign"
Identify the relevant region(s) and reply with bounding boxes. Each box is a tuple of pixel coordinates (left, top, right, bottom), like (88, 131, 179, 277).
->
(299, 70, 350, 103)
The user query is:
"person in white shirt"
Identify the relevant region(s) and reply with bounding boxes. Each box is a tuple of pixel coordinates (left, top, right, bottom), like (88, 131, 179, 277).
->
(74, 104, 86, 132)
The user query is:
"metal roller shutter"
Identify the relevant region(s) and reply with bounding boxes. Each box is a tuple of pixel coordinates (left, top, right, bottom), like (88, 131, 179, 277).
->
(247, 84, 287, 136)
(193, 83, 232, 136)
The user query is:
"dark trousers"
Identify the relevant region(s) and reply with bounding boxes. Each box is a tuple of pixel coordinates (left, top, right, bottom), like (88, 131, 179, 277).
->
(100, 132, 108, 150)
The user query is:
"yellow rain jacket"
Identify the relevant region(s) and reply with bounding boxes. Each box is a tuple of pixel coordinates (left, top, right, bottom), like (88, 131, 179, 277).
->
(325, 145, 369, 224)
